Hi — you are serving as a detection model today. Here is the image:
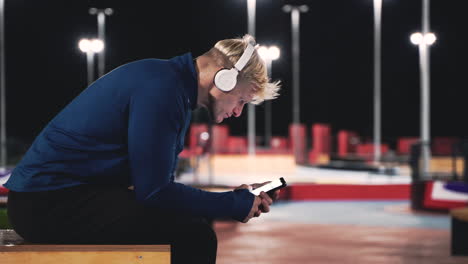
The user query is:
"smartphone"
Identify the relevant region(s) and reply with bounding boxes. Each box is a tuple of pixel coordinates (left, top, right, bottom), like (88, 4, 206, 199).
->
(250, 177, 287, 196)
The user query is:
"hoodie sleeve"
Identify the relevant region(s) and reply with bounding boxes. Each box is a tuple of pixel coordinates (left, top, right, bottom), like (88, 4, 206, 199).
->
(128, 76, 254, 221)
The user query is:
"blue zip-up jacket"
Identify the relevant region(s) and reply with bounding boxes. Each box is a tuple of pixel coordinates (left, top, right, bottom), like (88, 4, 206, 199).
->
(4, 53, 254, 222)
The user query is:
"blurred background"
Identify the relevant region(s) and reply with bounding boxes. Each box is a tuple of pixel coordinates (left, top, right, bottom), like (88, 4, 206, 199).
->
(2, 0, 468, 153)
(1, 0, 468, 263)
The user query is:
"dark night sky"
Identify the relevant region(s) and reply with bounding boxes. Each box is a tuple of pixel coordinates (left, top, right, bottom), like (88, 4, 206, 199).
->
(3, 0, 468, 149)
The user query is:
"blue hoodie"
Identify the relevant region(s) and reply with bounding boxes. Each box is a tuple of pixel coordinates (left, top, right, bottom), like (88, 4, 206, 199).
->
(4, 53, 254, 222)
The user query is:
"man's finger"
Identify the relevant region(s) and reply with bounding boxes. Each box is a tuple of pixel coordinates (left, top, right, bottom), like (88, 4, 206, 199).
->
(260, 191, 273, 205)
(254, 210, 262, 217)
(270, 189, 280, 201)
(260, 198, 270, 213)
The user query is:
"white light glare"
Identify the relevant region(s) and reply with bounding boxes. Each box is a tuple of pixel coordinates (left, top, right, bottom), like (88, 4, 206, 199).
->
(78, 38, 104, 53)
(269, 46, 280, 60)
(91, 39, 104, 53)
(410, 32, 437, 45)
(258, 46, 280, 61)
(200, 132, 210, 141)
(410, 33, 423, 45)
(425, 33, 437, 45)
(258, 46, 269, 61)
(79, 39, 91, 52)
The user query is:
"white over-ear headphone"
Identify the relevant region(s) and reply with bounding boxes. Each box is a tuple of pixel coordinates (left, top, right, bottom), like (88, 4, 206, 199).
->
(214, 42, 256, 92)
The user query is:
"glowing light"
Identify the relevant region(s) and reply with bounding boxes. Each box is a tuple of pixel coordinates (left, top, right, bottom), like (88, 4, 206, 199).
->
(258, 46, 280, 61)
(200, 132, 210, 141)
(269, 46, 280, 60)
(79, 38, 104, 53)
(410, 33, 423, 45)
(425, 33, 436, 45)
(410, 32, 436, 45)
(79, 39, 92, 52)
(91, 39, 104, 52)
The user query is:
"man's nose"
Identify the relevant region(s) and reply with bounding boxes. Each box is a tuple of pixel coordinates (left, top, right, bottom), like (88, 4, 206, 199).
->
(233, 104, 244, 117)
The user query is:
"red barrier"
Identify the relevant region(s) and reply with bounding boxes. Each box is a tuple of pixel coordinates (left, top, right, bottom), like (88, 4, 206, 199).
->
(397, 137, 419, 155)
(212, 125, 229, 153)
(309, 123, 331, 164)
(337, 130, 360, 157)
(311, 123, 331, 154)
(289, 124, 307, 164)
(432, 137, 460, 156)
(178, 148, 193, 158)
(270, 136, 289, 150)
(227, 136, 248, 154)
(423, 181, 468, 210)
(189, 123, 209, 150)
(0, 186, 8, 195)
(356, 143, 389, 158)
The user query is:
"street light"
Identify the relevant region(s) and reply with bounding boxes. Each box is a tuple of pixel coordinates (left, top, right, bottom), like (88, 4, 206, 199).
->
(410, 32, 436, 45)
(246, 0, 256, 156)
(78, 38, 104, 86)
(282, 4, 308, 125)
(373, 0, 382, 165)
(89, 8, 113, 77)
(283, 4, 308, 163)
(410, 0, 435, 179)
(0, 0, 6, 171)
(258, 45, 280, 147)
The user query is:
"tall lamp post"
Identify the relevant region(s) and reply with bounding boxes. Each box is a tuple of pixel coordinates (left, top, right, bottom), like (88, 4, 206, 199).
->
(282, 4, 308, 126)
(258, 45, 280, 147)
(373, 0, 382, 165)
(78, 38, 104, 86)
(410, 0, 435, 179)
(247, 0, 256, 155)
(89, 8, 113, 78)
(0, 0, 6, 171)
(410, 31, 436, 179)
(283, 4, 308, 162)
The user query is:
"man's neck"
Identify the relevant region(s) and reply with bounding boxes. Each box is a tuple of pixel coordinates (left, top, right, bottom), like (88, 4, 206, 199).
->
(194, 57, 213, 109)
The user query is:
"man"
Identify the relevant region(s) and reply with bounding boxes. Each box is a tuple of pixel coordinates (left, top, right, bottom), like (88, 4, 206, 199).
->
(4, 34, 281, 263)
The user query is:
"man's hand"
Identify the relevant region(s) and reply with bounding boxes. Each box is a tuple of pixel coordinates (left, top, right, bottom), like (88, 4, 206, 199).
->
(242, 192, 273, 222)
(235, 184, 275, 223)
(242, 195, 262, 223)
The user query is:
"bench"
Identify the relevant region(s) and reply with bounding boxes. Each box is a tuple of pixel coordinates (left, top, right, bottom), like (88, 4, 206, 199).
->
(451, 207, 468, 256)
(0, 229, 171, 264)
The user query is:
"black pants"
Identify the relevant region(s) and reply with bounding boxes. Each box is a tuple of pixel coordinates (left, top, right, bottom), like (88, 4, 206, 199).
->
(7, 184, 217, 264)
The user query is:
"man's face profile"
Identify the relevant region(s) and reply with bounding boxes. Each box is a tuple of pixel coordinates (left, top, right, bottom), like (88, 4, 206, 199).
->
(206, 82, 255, 124)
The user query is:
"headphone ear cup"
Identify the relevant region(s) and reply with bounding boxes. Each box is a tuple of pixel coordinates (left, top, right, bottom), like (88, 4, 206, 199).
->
(214, 68, 238, 92)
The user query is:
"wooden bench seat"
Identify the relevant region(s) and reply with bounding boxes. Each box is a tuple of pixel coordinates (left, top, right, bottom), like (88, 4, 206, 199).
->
(0, 229, 170, 264)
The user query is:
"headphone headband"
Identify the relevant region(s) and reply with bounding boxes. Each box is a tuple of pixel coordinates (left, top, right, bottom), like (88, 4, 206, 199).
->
(234, 43, 255, 72)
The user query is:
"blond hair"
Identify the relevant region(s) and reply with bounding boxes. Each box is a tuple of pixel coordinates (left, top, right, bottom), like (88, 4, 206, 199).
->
(212, 34, 281, 105)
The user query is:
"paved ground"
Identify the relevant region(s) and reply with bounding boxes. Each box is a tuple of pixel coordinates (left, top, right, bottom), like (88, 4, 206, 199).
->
(214, 201, 468, 264)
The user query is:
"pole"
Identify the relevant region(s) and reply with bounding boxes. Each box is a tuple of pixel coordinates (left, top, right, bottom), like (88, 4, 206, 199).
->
(0, 0, 6, 170)
(283, 5, 308, 124)
(97, 12, 105, 77)
(86, 51, 94, 86)
(264, 59, 272, 147)
(247, 0, 255, 37)
(283, 5, 308, 161)
(89, 8, 113, 78)
(291, 7, 301, 125)
(420, 0, 431, 178)
(373, 0, 382, 164)
(247, 0, 256, 155)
